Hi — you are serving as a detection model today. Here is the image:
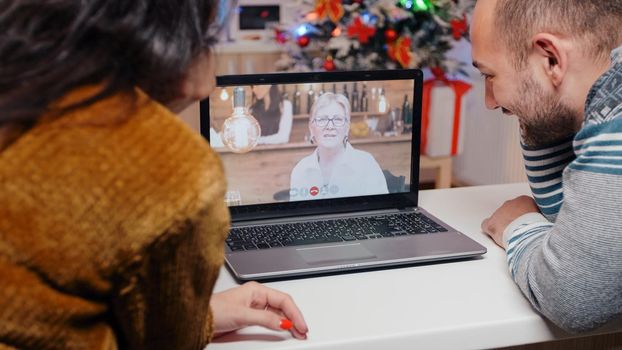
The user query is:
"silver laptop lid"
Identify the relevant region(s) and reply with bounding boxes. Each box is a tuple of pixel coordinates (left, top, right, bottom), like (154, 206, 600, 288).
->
(200, 70, 423, 222)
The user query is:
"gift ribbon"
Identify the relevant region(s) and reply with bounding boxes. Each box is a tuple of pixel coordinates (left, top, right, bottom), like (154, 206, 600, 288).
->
(422, 79, 472, 156)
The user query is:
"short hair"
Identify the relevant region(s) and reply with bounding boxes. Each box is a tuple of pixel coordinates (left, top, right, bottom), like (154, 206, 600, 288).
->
(0, 0, 224, 124)
(310, 92, 351, 122)
(493, 0, 622, 68)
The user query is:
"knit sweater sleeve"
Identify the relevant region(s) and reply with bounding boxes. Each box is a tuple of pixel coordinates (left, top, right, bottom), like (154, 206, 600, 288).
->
(522, 136, 576, 222)
(111, 189, 230, 350)
(503, 118, 622, 333)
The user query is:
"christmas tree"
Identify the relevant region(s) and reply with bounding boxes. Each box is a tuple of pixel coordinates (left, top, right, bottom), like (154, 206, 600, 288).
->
(275, 0, 474, 76)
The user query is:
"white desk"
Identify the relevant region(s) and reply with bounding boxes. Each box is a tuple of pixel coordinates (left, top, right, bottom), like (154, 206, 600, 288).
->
(209, 183, 622, 350)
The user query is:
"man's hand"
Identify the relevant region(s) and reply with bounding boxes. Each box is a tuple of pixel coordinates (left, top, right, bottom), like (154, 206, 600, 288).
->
(210, 281, 309, 340)
(481, 195, 540, 248)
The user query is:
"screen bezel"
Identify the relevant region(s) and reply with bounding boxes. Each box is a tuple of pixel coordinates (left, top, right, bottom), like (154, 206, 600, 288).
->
(200, 69, 423, 222)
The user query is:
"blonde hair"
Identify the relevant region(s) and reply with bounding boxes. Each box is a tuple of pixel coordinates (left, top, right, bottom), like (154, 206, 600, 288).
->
(309, 92, 351, 123)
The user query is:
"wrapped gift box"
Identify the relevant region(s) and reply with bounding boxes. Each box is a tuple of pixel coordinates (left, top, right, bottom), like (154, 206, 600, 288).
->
(421, 79, 472, 157)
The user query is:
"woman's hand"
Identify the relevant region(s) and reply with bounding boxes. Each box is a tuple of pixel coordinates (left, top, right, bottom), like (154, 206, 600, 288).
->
(210, 281, 309, 340)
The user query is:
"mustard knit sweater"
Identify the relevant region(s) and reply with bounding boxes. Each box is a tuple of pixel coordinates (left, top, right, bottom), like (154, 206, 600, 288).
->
(0, 87, 230, 350)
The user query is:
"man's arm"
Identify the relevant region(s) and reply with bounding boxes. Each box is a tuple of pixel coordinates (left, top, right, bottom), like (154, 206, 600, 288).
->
(521, 135, 576, 222)
(500, 119, 622, 333)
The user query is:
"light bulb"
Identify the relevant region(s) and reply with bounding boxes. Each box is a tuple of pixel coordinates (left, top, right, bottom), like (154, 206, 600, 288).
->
(221, 87, 261, 153)
(219, 88, 229, 101)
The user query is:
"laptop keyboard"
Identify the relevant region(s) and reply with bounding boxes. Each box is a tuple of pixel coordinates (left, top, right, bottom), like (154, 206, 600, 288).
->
(226, 212, 448, 251)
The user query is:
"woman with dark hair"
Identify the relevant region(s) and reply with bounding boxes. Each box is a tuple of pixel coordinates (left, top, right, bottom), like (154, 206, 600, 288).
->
(251, 85, 293, 145)
(0, 1, 308, 349)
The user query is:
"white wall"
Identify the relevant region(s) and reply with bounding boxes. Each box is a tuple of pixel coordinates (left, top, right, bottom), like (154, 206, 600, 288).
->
(454, 78, 527, 185)
(445, 40, 527, 185)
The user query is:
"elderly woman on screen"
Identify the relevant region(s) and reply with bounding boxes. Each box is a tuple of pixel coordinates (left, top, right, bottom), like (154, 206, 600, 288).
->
(289, 92, 388, 201)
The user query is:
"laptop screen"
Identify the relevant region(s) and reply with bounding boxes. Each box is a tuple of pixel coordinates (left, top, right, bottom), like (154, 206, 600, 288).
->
(201, 70, 422, 218)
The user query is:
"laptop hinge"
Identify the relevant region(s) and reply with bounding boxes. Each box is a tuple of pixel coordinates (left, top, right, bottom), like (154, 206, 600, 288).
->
(398, 206, 419, 212)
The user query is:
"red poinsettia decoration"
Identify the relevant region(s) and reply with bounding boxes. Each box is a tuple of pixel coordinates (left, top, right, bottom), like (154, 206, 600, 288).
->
(387, 37, 413, 68)
(315, 0, 344, 23)
(347, 16, 376, 44)
(450, 15, 468, 40)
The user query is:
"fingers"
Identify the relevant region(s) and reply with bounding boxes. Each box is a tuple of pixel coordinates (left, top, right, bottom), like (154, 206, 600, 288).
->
(240, 307, 307, 339)
(243, 282, 309, 339)
(481, 217, 492, 235)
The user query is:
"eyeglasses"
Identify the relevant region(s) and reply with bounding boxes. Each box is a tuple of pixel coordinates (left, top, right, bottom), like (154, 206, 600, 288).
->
(312, 115, 348, 128)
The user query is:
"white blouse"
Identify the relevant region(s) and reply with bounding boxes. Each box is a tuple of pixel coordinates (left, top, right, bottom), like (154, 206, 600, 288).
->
(289, 143, 389, 201)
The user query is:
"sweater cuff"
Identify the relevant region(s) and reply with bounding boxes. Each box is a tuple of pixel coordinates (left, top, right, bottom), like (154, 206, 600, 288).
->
(502, 212, 549, 249)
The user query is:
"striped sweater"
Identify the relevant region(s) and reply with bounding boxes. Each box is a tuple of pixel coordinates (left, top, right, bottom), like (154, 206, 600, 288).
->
(502, 45, 622, 333)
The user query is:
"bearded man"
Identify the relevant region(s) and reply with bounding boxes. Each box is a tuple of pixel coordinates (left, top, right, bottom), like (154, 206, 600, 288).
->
(471, 0, 622, 333)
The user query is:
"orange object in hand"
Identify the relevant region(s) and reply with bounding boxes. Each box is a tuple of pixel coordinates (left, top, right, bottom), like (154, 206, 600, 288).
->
(280, 319, 293, 330)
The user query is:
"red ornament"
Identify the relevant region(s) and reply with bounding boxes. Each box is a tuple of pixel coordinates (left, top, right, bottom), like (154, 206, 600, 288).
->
(450, 16, 468, 41)
(323, 57, 336, 71)
(347, 16, 376, 44)
(297, 36, 310, 48)
(384, 28, 398, 43)
(275, 29, 288, 44)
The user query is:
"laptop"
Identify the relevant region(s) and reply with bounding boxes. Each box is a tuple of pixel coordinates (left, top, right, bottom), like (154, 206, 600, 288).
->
(200, 69, 486, 281)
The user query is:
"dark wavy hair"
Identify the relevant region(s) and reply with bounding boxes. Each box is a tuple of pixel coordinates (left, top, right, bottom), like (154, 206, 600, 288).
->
(0, 0, 224, 124)
(250, 85, 283, 136)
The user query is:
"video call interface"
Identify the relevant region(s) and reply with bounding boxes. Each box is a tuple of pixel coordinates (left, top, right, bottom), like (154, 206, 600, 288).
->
(208, 79, 416, 207)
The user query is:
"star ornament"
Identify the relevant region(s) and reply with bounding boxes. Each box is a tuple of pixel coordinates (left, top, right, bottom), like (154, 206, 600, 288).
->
(387, 36, 414, 68)
(315, 0, 345, 23)
(347, 16, 376, 44)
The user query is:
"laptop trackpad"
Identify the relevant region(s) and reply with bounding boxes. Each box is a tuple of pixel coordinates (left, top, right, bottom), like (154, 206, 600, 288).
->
(297, 244, 377, 265)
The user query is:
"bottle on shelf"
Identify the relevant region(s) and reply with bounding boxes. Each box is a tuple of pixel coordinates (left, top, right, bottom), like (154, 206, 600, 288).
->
(342, 83, 349, 101)
(370, 87, 377, 113)
(319, 83, 326, 96)
(377, 87, 388, 114)
(293, 85, 301, 115)
(351, 82, 359, 112)
(307, 85, 315, 114)
(332, 83, 337, 94)
(401, 94, 412, 126)
(360, 82, 368, 112)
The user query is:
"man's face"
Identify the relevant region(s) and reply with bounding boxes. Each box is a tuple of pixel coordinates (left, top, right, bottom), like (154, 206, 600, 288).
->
(471, 0, 580, 148)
